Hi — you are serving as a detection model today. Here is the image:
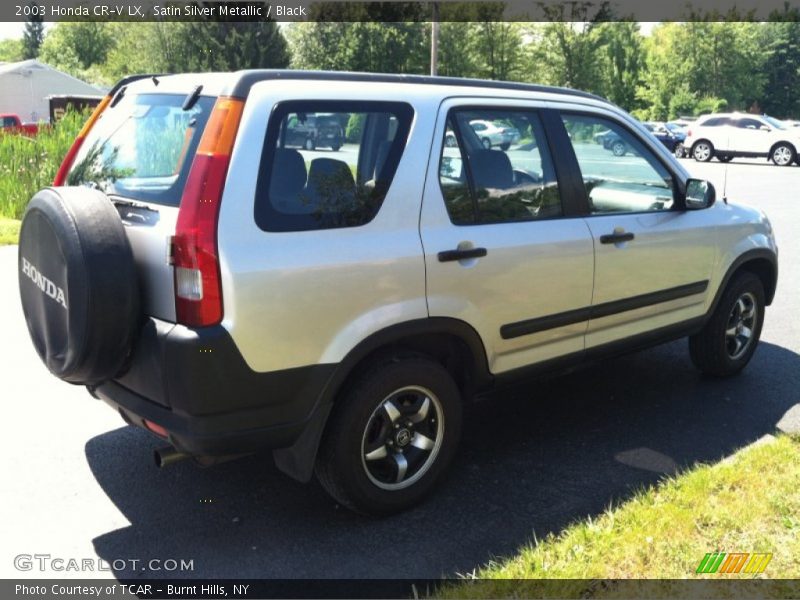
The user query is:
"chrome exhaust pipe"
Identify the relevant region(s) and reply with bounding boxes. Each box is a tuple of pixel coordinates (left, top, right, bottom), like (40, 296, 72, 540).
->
(154, 446, 189, 468)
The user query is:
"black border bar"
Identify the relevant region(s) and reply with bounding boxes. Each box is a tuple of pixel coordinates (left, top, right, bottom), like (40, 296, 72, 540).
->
(500, 280, 709, 339)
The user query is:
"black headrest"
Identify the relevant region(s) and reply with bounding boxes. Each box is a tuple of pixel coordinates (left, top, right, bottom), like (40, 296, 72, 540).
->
(470, 149, 514, 190)
(269, 148, 307, 199)
(307, 158, 355, 189)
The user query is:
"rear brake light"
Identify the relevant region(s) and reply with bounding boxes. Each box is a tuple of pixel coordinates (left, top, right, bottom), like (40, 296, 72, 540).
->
(53, 95, 111, 186)
(687, 129, 693, 137)
(173, 97, 244, 327)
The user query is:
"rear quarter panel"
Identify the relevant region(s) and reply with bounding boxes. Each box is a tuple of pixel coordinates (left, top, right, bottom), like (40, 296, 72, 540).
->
(217, 81, 437, 373)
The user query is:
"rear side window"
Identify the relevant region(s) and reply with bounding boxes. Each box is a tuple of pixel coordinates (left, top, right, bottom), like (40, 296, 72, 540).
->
(255, 101, 413, 232)
(700, 117, 730, 127)
(67, 93, 214, 207)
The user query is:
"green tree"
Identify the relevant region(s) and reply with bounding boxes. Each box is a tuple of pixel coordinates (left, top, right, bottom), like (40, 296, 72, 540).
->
(593, 22, 643, 110)
(39, 22, 114, 72)
(638, 22, 765, 119)
(22, 4, 44, 59)
(287, 22, 427, 73)
(173, 20, 290, 72)
(760, 22, 800, 117)
(437, 22, 479, 77)
(0, 38, 24, 62)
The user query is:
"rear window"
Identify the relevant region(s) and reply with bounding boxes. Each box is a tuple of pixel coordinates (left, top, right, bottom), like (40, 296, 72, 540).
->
(67, 93, 214, 207)
(255, 100, 413, 232)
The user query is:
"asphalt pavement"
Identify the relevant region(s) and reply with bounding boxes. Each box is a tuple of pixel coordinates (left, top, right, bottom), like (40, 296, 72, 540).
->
(1, 156, 798, 580)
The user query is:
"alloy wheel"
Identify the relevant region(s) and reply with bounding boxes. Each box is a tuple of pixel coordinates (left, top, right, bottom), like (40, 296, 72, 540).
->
(725, 292, 758, 360)
(361, 386, 444, 491)
(773, 145, 793, 166)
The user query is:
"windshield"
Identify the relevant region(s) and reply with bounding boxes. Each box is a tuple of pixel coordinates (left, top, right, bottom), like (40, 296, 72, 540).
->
(67, 93, 214, 207)
(763, 115, 786, 130)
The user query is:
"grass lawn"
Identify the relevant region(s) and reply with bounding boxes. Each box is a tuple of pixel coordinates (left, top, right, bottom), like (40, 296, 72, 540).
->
(438, 434, 800, 598)
(0, 217, 20, 245)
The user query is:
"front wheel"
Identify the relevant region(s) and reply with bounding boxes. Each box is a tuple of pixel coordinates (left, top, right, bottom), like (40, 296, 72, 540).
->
(674, 144, 685, 159)
(717, 155, 733, 163)
(315, 358, 462, 514)
(611, 141, 626, 156)
(771, 143, 795, 166)
(689, 272, 765, 377)
(304, 138, 316, 151)
(481, 137, 492, 150)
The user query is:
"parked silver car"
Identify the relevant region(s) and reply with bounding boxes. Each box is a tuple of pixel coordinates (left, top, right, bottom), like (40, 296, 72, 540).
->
(18, 71, 778, 514)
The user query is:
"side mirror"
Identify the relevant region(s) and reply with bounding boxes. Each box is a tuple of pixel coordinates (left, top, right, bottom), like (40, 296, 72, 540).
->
(685, 178, 716, 210)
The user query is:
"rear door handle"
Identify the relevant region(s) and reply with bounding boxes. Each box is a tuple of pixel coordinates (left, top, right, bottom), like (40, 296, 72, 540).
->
(438, 247, 488, 262)
(599, 231, 635, 244)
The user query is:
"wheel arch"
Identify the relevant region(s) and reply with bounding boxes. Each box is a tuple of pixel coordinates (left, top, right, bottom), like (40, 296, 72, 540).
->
(691, 138, 714, 153)
(272, 317, 491, 482)
(769, 140, 796, 158)
(707, 249, 778, 319)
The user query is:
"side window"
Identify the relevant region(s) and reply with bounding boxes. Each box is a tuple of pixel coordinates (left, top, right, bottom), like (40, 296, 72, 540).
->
(255, 101, 413, 232)
(561, 113, 675, 214)
(737, 118, 767, 131)
(438, 108, 562, 225)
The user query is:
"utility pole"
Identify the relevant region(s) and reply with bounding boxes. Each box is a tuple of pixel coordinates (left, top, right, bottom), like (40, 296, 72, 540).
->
(430, 2, 439, 76)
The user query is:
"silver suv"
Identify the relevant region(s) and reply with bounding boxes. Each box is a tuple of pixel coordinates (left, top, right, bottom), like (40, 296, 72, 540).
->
(17, 71, 778, 514)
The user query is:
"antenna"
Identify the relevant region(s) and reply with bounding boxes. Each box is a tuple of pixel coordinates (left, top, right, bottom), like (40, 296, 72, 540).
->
(722, 163, 729, 204)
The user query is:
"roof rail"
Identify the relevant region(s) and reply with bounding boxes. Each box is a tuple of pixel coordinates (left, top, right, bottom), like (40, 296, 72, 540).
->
(226, 69, 608, 103)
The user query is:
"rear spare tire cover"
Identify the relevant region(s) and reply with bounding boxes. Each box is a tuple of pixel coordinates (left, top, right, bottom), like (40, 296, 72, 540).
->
(18, 187, 140, 385)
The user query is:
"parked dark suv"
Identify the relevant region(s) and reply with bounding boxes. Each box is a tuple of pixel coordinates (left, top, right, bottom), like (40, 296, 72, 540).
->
(283, 113, 344, 151)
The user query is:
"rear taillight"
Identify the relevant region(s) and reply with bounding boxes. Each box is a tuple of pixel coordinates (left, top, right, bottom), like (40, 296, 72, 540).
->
(53, 95, 111, 186)
(173, 97, 244, 327)
(687, 129, 693, 137)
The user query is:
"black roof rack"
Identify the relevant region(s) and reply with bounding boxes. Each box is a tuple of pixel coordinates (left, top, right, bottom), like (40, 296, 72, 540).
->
(226, 69, 607, 103)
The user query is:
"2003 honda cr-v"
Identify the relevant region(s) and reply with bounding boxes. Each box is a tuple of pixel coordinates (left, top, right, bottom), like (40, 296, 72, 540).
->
(18, 71, 778, 514)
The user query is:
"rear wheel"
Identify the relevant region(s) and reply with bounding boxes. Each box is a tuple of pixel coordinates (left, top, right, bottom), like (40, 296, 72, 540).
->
(689, 272, 765, 377)
(481, 137, 492, 150)
(611, 141, 626, 156)
(717, 155, 733, 163)
(315, 357, 462, 515)
(304, 138, 316, 151)
(692, 141, 714, 162)
(770, 143, 795, 166)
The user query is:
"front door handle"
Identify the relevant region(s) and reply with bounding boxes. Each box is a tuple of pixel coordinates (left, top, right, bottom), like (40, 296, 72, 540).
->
(599, 231, 635, 244)
(438, 247, 488, 262)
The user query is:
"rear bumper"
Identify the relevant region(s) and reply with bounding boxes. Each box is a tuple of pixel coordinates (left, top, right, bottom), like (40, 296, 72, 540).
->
(94, 381, 313, 456)
(95, 317, 336, 456)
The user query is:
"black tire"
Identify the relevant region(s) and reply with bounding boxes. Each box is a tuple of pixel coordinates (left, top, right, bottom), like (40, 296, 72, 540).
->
(717, 155, 733, 163)
(674, 144, 685, 159)
(689, 271, 765, 377)
(770, 143, 795, 166)
(18, 187, 140, 385)
(481, 137, 492, 150)
(444, 134, 457, 148)
(315, 357, 462, 515)
(611, 141, 626, 157)
(304, 137, 316, 151)
(331, 141, 341, 152)
(499, 142, 511, 151)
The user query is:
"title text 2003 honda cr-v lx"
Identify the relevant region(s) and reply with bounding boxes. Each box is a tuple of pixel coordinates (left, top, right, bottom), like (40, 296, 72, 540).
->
(18, 71, 778, 514)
